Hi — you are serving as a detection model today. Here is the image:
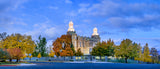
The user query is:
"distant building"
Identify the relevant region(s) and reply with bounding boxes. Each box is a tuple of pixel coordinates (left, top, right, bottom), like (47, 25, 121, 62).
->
(67, 21, 100, 55)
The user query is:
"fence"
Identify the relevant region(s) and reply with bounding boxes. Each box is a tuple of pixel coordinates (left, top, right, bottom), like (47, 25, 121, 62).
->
(23, 56, 138, 63)
(23, 56, 107, 61)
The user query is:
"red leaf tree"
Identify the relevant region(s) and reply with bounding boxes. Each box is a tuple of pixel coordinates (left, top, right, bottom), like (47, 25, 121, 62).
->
(7, 48, 23, 62)
(53, 35, 73, 56)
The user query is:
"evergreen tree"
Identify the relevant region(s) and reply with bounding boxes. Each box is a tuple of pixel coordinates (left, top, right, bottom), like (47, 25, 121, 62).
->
(33, 35, 47, 57)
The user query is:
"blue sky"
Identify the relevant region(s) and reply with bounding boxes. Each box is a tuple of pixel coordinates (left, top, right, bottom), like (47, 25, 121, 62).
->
(0, 0, 160, 51)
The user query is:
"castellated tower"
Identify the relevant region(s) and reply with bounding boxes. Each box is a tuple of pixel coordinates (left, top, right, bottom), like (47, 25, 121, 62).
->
(88, 27, 100, 53)
(66, 21, 100, 55)
(67, 21, 77, 51)
(91, 27, 100, 43)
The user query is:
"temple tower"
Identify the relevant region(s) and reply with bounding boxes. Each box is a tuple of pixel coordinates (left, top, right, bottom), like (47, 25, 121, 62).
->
(67, 21, 77, 50)
(91, 27, 100, 45)
(67, 21, 76, 35)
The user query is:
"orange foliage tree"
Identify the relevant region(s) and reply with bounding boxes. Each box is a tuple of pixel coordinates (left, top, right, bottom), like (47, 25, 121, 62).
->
(7, 48, 23, 62)
(53, 35, 73, 56)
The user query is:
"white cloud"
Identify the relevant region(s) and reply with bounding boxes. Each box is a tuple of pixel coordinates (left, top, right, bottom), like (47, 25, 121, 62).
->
(25, 23, 65, 51)
(26, 27, 58, 40)
(0, 16, 27, 30)
(44, 27, 58, 39)
(0, 0, 28, 30)
(78, 0, 160, 17)
(25, 19, 65, 42)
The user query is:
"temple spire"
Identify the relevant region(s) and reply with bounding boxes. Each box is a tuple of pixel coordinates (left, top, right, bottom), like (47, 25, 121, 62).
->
(68, 21, 75, 32)
(92, 27, 99, 35)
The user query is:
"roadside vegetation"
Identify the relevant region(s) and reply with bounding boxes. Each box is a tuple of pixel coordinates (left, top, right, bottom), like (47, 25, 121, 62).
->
(0, 32, 160, 64)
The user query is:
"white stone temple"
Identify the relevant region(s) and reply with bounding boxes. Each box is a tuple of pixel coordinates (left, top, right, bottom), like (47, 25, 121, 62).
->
(67, 21, 100, 55)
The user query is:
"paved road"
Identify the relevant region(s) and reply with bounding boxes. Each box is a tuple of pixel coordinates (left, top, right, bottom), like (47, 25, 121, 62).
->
(0, 62, 160, 69)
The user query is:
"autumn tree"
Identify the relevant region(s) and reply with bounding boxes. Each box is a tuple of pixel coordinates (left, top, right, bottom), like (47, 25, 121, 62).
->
(114, 39, 139, 63)
(142, 43, 152, 63)
(37, 53, 41, 58)
(131, 43, 141, 59)
(21, 54, 27, 60)
(53, 35, 73, 56)
(135, 44, 143, 62)
(60, 44, 74, 56)
(75, 48, 83, 56)
(91, 42, 106, 57)
(1, 33, 36, 55)
(49, 50, 55, 57)
(7, 48, 23, 62)
(150, 47, 159, 63)
(36, 53, 41, 61)
(105, 39, 115, 56)
(91, 39, 115, 59)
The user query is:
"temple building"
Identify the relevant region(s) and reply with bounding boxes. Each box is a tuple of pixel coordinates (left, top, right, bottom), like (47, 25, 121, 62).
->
(67, 21, 100, 55)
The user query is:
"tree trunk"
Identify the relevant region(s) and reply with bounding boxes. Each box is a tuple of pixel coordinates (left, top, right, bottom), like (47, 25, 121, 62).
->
(125, 57, 128, 63)
(100, 56, 101, 60)
(16, 59, 19, 62)
(64, 56, 65, 61)
(9, 59, 12, 62)
(90, 55, 92, 61)
(71, 56, 73, 59)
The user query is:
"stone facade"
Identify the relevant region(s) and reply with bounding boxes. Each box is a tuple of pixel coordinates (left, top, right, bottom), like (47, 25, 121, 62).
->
(67, 21, 100, 55)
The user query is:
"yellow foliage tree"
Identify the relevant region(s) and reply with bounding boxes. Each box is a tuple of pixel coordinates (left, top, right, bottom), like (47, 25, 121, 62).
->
(49, 50, 55, 57)
(135, 43, 152, 63)
(37, 53, 41, 58)
(143, 43, 152, 62)
(1, 33, 36, 54)
(29, 55, 32, 58)
(21, 54, 27, 59)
